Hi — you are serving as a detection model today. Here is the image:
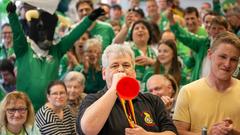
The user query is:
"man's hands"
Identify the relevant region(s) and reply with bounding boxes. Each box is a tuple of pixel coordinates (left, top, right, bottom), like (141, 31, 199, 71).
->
(208, 118, 233, 135)
(88, 7, 105, 21)
(161, 96, 174, 110)
(125, 124, 148, 135)
(6, 1, 16, 14)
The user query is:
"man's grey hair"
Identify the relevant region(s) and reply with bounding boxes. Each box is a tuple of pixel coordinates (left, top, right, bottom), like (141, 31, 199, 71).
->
(63, 71, 86, 86)
(102, 44, 135, 68)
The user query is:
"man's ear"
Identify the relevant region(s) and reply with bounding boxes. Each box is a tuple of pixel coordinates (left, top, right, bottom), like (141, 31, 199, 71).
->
(207, 48, 213, 60)
(102, 68, 106, 80)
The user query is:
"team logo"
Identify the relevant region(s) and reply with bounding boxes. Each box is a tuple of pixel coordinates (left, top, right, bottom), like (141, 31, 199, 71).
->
(143, 112, 153, 124)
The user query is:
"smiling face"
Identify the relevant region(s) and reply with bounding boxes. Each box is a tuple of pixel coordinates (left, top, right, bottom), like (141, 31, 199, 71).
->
(132, 23, 150, 45)
(65, 80, 84, 101)
(208, 43, 240, 81)
(184, 12, 200, 33)
(6, 99, 28, 128)
(77, 2, 93, 20)
(1, 25, 12, 46)
(85, 45, 101, 65)
(209, 24, 227, 38)
(158, 43, 174, 65)
(47, 84, 67, 109)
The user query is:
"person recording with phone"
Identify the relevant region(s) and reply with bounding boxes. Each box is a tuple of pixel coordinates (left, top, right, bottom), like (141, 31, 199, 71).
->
(76, 44, 177, 135)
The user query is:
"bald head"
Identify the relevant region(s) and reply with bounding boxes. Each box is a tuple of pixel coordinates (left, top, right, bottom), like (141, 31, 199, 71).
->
(146, 74, 175, 98)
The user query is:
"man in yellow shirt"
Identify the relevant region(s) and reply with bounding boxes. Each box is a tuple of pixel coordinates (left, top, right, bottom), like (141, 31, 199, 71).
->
(173, 31, 240, 135)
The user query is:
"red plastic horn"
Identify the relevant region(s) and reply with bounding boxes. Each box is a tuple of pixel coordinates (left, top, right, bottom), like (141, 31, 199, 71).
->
(116, 77, 140, 100)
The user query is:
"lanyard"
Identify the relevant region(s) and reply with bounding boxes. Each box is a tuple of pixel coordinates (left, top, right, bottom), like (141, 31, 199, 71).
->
(119, 98, 137, 128)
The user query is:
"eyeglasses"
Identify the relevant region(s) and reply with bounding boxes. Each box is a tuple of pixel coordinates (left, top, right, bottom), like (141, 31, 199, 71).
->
(6, 107, 28, 114)
(50, 91, 66, 97)
(2, 32, 12, 35)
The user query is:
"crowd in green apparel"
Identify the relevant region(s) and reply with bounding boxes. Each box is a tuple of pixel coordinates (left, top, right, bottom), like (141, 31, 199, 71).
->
(0, 0, 240, 134)
(0, 0, 240, 99)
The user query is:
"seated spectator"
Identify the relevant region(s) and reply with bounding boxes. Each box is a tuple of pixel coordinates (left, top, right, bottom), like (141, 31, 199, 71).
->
(173, 31, 240, 134)
(0, 59, 16, 93)
(77, 44, 177, 135)
(82, 38, 106, 93)
(146, 74, 178, 115)
(36, 81, 76, 135)
(0, 91, 40, 134)
(64, 71, 87, 118)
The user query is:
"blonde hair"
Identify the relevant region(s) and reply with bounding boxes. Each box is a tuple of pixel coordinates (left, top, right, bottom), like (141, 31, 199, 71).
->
(211, 31, 240, 52)
(0, 91, 35, 128)
(83, 37, 102, 52)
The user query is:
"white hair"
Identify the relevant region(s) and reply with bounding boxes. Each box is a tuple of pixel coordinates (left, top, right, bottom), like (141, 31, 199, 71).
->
(102, 44, 135, 68)
(63, 71, 85, 86)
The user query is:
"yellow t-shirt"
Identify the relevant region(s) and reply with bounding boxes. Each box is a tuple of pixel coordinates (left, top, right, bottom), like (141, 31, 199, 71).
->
(173, 78, 240, 132)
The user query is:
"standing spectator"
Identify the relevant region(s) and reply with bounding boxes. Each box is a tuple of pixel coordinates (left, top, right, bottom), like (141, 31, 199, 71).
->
(97, 3, 111, 22)
(0, 23, 14, 60)
(113, 7, 145, 44)
(128, 20, 157, 90)
(173, 31, 240, 134)
(225, 6, 240, 36)
(0, 59, 16, 93)
(110, 4, 124, 26)
(0, 91, 40, 134)
(64, 71, 87, 118)
(59, 32, 90, 78)
(109, 20, 122, 35)
(128, 0, 140, 8)
(184, 7, 207, 36)
(76, 0, 115, 50)
(77, 45, 177, 135)
(199, 2, 212, 19)
(82, 38, 106, 93)
(167, 8, 228, 81)
(36, 81, 76, 135)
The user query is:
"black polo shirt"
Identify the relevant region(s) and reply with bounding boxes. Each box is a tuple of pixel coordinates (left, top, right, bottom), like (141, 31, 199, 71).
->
(77, 88, 178, 135)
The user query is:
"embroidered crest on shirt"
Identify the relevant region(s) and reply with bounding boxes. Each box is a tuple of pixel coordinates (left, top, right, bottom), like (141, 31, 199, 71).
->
(143, 112, 154, 125)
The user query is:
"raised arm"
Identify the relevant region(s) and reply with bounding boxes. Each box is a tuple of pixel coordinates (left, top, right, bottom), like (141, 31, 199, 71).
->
(113, 11, 134, 44)
(56, 8, 105, 56)
(7, 2, 28, 57)
(166, 8, 208, 53)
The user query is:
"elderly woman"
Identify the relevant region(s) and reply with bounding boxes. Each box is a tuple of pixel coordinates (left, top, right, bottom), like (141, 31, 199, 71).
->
(82, 38, 106, 93)
(64, 71, 87, 117)
(36, 80, 76, 135)
(0, 91, 40, 134)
